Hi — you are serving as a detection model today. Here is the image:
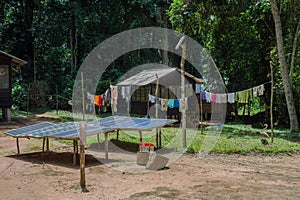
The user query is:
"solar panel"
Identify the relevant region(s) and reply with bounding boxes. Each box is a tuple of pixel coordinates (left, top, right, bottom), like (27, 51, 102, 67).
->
(89, 116, 175, 131)
(5, 116, 176, 140)
(5, 122, 55, 138)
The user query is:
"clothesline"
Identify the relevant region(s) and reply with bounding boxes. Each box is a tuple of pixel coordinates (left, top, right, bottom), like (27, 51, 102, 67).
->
(87, 81, 271, 112)
(199, 81, 270, 104)
(227, 81, 271, 94)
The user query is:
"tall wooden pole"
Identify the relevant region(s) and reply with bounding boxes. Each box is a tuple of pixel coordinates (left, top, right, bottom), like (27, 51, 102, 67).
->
(200, 90, 204, 134)
(79, 121, 87, 191)
(81, 72, 85, 121)
(180, 42, 187, 147)
(270, 62, 274, 143)
(56, 85, 59, 115)
(27, 84, 30, 116)
(155, 74, 159, 148)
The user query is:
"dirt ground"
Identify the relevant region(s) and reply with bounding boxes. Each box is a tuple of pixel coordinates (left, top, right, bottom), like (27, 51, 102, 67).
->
(0, 117, 300, 200)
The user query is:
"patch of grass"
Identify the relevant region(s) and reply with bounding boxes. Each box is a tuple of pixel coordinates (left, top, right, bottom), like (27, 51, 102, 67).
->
(12, 110, 36, 118)
(85, 125, 300, 155)
(14, 109, 300, 155)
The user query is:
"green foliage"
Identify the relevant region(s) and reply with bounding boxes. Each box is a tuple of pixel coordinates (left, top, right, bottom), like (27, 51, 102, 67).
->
(12, 79, 28, 110)
(0, 0, 299, 126)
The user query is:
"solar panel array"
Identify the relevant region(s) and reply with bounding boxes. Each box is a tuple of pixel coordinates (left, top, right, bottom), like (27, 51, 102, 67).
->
(5, 116, 176, 140)
(4, 122, 55, 138)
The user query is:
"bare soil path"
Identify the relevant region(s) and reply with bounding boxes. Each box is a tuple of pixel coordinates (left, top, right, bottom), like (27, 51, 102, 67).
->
(0, 117, 300, 199)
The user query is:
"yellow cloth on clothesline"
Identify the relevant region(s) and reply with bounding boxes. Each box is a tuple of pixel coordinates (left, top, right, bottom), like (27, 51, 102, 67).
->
(235, 88, 253, 104)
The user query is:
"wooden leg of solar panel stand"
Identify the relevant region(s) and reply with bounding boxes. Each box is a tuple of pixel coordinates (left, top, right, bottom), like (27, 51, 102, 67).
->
(159, 128, 162, 148)
(73, 140, 78, 166)
(79, 121, 88, 192)
(139, 131, 142, 143)
(104, 132, 108, 160)
(46, 138, 49, 151)
(16, 138, 20, 154)
(156, 128, 159, 148)
(116, 130, 119, 141)
(42, 138, 45, 152)
(97, 134, 100, 149)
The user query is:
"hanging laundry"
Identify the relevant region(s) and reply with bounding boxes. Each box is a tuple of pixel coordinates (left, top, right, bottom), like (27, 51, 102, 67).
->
(94, 95, 102, 107)
(104, 89, 111, 106)
(220, 93, 227, 103)
(110, 85, 118, 112)
(195, 84, 201, 94)
(211, 93, 217, 103)
(148, 94, 156, 103)
(161, 99, 168, 111)
(87, 92, 95, 104)
(168, 99, 174, 108)
(227, 93, 235, 104)
(236, 88, 253, 103)
(206, 92, 212, 102)
(174, 99, 180, 108)
(216, 93, 222, 103)
(121, 86, 132, 102)
(253, 86, 259, 97)
(200, 91, 206, 101)
(258, 84, 264, 96)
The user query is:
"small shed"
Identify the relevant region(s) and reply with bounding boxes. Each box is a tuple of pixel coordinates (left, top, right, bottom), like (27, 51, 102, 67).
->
(0, 51, 27, 121)
(117, 68, 203, 122)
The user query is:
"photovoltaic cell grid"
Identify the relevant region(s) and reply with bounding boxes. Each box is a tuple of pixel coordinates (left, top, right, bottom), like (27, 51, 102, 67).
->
(4, 116, 176, 140)
(4, 122, 55, 138)
(89, 116, 176, 130)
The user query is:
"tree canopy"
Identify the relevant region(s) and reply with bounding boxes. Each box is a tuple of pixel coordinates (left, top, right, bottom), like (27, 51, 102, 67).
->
(0, 0, 299, 130)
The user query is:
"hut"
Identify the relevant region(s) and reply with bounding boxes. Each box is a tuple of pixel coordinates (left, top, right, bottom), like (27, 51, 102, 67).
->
(116, 67, 235, 125)
(0, 51, 27, 121)
(117, 68, 203, 126)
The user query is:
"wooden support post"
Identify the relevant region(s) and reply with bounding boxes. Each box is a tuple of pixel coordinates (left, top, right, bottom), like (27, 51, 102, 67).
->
(200, 98, 204, 134)
(56, 85, 59, 115)
(139, 131, 142, 143)
(104, 132, 108, 160)
(79, 121, 87, 191)
(155, 74, 159, 147)
(81, 72, 85, 121)
(270, 62, 274, 143)
(42, 138, 45, 152)
(97, 134, 100, 149)
(46, 138, 49, 151)
(156, 129, 159, 148)
(116, 130, 119, 141)
(159, 128, 162, 148)
(6, 108, 11, 121)
(180, 42, 187, 147)
(16, 138, 20, 154)
(27, 85, 30, 116)
(73, 140, 78, 166)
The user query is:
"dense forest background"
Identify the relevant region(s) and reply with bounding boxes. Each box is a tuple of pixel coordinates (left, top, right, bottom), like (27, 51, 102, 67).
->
(0, 0, 299, 129)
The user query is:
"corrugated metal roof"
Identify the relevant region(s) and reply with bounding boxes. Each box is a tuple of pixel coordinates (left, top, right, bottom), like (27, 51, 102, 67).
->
(0, 50, 27, 66)
(117, 68, 203, 86)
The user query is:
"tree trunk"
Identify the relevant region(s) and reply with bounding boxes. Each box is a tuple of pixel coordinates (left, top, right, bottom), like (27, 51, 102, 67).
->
(289, 23, 299, 83)
(70, 0, 77, 73)
(20, 0, 35, 81)
(270, 0, 299, 132)
(161, 10, 169, 65)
